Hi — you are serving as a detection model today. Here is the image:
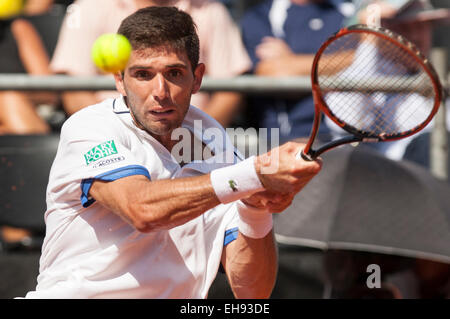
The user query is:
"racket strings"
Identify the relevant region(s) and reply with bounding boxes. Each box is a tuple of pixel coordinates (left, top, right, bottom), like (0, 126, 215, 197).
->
(318, 34, 360, 76)
(330, 38, 395, 120)
(369, 51, 433, 133)
(317, 31, 436, 137)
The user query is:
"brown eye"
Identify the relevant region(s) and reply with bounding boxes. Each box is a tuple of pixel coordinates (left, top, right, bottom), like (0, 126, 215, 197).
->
(134, 70, 151, 80)
(168, 69, 182, 78)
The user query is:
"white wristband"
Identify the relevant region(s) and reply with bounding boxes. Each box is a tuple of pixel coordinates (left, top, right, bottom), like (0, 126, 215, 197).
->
(237, 200, 273, 239)
(210, 156, 264, 204)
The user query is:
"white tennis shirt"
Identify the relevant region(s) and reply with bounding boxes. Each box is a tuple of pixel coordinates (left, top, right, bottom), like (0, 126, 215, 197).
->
(25, 97, 242, 299)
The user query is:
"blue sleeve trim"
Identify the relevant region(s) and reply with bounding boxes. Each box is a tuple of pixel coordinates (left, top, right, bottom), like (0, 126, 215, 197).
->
(224, 227, 239, 246)
(80, 165, 151, 208)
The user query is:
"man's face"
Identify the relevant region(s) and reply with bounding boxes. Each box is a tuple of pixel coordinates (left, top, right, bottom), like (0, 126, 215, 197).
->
(115, 46, 204, 145)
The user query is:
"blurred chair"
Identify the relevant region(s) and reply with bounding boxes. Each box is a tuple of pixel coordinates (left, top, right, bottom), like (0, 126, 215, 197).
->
(0, 134, 59, 298)
(0, 134, 59, 231)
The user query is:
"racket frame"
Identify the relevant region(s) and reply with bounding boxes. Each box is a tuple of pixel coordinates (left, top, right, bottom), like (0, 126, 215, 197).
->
(301, 24, 443, 161)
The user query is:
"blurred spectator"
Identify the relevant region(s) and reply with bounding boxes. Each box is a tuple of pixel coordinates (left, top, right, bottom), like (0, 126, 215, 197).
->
(328, 0, 450, 160)
(349, 0, 450, 54)
(0, 0, 55, 134)
(0, 0, 72, 247)
(51, 0, 252, 127)
(0, 0, 73, 134)
(240, 0, 354, 144)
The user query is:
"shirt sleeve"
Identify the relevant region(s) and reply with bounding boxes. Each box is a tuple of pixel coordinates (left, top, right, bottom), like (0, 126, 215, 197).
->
(223, 217, 239, 246)
(49, 109, 150, 208)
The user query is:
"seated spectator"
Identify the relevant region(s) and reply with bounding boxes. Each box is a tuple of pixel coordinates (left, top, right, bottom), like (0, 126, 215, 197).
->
(326, 0, 450, 160)
(0, 0, 72, 246)
(0, 0, 73, 134)
(240, 0, 354, 144)
(0, 0, 55, 134)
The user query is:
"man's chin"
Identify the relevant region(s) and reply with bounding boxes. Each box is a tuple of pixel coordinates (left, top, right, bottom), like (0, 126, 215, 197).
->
(144, 123, 176, 138)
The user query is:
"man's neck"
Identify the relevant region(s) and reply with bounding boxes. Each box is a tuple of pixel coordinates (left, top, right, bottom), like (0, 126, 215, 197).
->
(157, 133, 179, 153)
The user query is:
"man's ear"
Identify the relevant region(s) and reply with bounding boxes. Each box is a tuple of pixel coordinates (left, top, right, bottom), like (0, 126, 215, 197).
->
(114, 72, 126, 96)
(192, 63, 205, 94)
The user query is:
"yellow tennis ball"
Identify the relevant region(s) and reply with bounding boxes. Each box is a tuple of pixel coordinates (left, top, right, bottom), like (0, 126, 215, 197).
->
(91, 34, 132, 73)
(0, 0, 24, 19)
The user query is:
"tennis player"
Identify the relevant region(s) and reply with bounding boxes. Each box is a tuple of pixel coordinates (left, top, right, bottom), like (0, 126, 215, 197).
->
(24, 6, 322, 299)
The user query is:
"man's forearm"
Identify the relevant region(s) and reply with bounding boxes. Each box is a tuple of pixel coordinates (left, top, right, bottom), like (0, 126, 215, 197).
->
(223, 230, 278, 299)
(90, 156, 266, 233)
(90, 174, 221, 233)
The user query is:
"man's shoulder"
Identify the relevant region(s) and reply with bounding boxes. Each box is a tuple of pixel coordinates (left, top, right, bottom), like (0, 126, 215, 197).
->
(61, 99, 118, 134)
(66, 98, 114, 120)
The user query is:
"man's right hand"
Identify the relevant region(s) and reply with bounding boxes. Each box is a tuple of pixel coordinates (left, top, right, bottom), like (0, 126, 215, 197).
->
(254, 141, 322, 194)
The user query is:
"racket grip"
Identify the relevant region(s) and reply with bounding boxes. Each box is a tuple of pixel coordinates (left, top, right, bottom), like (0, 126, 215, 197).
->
(296, 149, 315, 161)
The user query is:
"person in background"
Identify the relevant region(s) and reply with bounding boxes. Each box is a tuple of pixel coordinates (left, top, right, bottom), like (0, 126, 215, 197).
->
(240, 0, 354, 144)
(328, 0, 450, 160)
(0, 0, 56, 134)
(50, 0, 251, 127)
(0, 0, 74, 251)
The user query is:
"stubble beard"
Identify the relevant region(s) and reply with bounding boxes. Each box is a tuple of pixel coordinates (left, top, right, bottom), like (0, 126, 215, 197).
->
(126, 96, 189, 141)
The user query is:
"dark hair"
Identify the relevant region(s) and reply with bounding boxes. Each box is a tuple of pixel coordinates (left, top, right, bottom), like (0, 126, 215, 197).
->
(117, 6, 200, 70)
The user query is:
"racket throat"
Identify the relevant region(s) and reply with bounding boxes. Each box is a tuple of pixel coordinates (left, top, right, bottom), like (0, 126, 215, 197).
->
(362, 137, 382, 143)
(301, 149, 316, 161)
(308, 135, 363, 159)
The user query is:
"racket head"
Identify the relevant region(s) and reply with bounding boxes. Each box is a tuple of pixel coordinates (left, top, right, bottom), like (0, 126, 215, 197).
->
(306, 24, 443, 156)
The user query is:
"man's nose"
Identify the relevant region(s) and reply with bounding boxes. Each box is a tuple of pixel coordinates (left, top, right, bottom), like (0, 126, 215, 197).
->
(152, 73, 169, 100)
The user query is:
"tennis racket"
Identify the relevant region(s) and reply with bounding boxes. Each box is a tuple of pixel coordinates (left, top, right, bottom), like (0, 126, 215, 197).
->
(298, 24, 443, 161)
